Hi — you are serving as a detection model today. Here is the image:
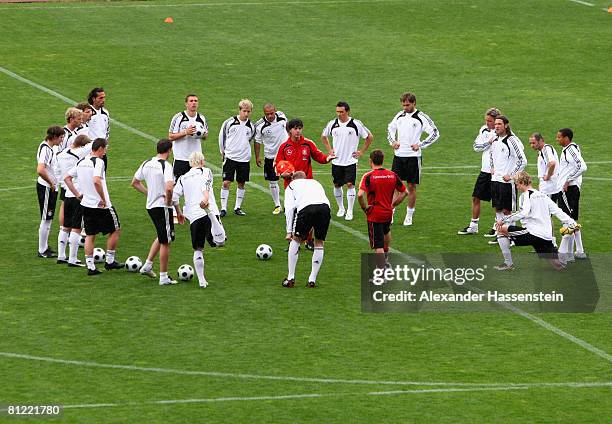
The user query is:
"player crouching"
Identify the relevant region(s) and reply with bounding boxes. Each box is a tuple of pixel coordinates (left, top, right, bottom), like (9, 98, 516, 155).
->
(282, 171, 331, 288)
(494, 171, 578, 270)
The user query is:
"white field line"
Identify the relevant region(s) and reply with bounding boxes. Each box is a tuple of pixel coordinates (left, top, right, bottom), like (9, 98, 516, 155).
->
(569, 0, 594, 6)
(3, 67, 611, 366)
(0, 0, 403, 11)
(1, 351, 611, 391)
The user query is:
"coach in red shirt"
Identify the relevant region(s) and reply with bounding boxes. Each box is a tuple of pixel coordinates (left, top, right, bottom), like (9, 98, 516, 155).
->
(358, 149, 407, 264)
(275, 118, 334, 188)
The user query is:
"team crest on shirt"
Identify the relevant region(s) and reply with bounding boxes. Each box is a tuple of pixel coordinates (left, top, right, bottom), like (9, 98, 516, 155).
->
(302, 148, 309, 157)
(286, 147, 294, 157)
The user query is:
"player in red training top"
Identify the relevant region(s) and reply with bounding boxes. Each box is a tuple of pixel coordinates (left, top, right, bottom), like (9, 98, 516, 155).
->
(358, 149, 407, 267)
(275, 118, 334, 188)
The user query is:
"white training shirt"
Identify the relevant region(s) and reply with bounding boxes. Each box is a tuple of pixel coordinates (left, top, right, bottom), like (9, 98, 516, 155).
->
(284, 179, 330, 213)
(536, 144, 559, 195)
(68, 156, 111, 209)
(168, 111, 208, 161)
(88, 106, 110, 141)
(322, 117, 371, 166)
(57, 148, 86, 196)
(133, 157, 174, 209)
(490, 133, 527, 183)
(219, 116, 255, 162)
(173, 167, 218, 223)
(60, 125, 79, 153)
(36, 141, 56, 188)
(472, 125, 496, 173)
(502, 189, 575, 241)
(254, 111, 287, 159)
(387, 109, 439, 158)
(557, 142, 587, 191)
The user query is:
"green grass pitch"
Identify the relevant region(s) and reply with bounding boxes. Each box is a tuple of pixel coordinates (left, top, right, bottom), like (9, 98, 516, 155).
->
(0, 0, 611, 422)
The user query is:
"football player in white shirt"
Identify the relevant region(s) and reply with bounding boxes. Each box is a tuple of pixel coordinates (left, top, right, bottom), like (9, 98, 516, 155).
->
(172, 152, 226, 288)
(556, 128, 587, 260)
(387, 92, 439, 226)
(528, 132, 560, 247)
(458, 108, 500, 236)
(282, 171, 332, 288)
(321, 101, 373, 221)
(168, 93, 209, 179)
(218, 99, 255, 217)
(87, 88, 110, 169)
(132, 140, 183, 285)
(488, 115, 527, 244)
(56, 134, 91, 266)
(494, 171, 577, 270)
(36, 126, 65, 258)
(254, 103, 287, 215)
(65, 139, 123, 275)
(75, 102, 93, 137)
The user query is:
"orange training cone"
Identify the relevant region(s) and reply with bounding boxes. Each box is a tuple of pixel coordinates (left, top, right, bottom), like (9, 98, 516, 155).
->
(164, 17, 174, 23)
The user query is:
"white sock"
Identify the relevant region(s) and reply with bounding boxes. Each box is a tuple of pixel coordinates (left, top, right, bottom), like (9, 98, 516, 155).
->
(559, 234, 574, 262)
(160, 271, 169, 282)
(333, 187, 344, 210)
(39, 219, 52, 253)
(407, 207, 415, 218)
(193, 250, 206, 284)
(69, 231, 81, 263)
(346, 187, 356, 213)
(57, 229, 70, 260)
(235, 188, 245, 209)
(574, 230, 584, 253)
(86, 255, 95, 270)
(106, 250, 116, 264)
(308, 247, 324, 283)
(220, 188, 229, 211)
(470, 218, 479, 228)
(498, 237, 513, 266)
(269, 181, 280, 207)
(143, 259, 153, 271)
(287, 239, 300, 280)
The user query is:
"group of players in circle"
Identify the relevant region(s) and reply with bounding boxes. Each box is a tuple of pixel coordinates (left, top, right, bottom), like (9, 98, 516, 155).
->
(34, 89, 586, 288)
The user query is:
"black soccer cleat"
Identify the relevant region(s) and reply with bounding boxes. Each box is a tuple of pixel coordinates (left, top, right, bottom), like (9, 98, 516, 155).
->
(234, 208, 246, 216)
(68, 262, 86, 268)
(282, 278, 295, 288)
(88, 268, 102, 276)
(56, 258, 68, 264)
(38, 248, 57, 258)
(219, 209, 227, 217)
(306, 281, 316, 288)
(484, 229, 497, 238)
(104, 261, 125, 270)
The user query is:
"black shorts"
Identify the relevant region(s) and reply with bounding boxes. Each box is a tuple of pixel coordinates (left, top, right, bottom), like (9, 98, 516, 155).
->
(63, 197, 84, 229)
(506, 226, 558, 257)
(190, 215, 212, 250)
(59, 186, 66, 201)
(293, 204, 331, 241)
(391, 156, 421, 184)
(83, 206, 121, 236)
(263, 158, 279, 181)
(173, 159, 191, 180)
(556, 186, 580, 220)
(147, 207, 175, 244)
(222, 158, 250, 183)
(548, 192, 560, 203)
(472, 172, 492, 201)
(491, 181, 517, 212)
(331, 163, 357, 186)
(368, 221, 391, 249)
(36, 182, 58, 221)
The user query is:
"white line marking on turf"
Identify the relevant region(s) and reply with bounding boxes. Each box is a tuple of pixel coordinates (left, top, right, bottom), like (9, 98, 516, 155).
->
(3, 66, 611, 366)
(1, 351, 611, 391)
(0, 0, 403, 11)
(569, 0, 594, 6)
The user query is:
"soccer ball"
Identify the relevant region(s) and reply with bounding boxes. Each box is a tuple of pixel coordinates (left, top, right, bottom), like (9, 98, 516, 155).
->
(256, 244, 273, 260)
(79, 235, 85, 247)
(125, 256, 142, 272)
(93, 247, 106, 263)
(194, 122, 206, 138)
(178, 264, 194, 281)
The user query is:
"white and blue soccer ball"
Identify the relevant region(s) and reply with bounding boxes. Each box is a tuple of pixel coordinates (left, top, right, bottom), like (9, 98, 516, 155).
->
(79, 233, 86, 247)
(194, 122, 206, 138)
(125, 256, 142, 272)
(178, 264, 194, 281)
(93, 247, 106, 263)
(256, 244, 273, 260)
